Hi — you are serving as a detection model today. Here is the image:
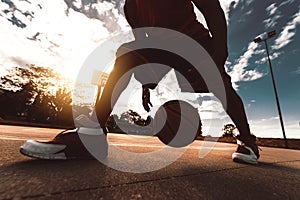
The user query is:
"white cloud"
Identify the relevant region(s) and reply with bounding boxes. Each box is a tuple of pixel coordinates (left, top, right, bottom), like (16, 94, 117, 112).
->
(241, 70, 264, 81)
(249, 117, 300, 139)
(279, 0, 295, 7)
(263, 15, 281, 29)
(272, 10, 300, 50)
(0, 0, 128, 79)
(0, 1, 9, 10)
(254, 52, 282, 65)
(228, 42, 264, 88)
(219, 0, 237, 20)
(263, 3, 282, 29)
(245, 9, 253, 16)
(194, 0, 243, 26)
(266, 3, 278, 16)
(244, 0, 254, 6)
(198, 99, 227, 120)
(219, 0, 251, 21)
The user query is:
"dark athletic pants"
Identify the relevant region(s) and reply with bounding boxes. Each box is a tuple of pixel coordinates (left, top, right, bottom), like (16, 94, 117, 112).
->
(95, 36, 251, 139)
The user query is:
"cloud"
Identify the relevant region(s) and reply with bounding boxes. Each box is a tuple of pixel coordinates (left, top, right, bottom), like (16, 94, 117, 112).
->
(67, 0, 124, 33)
(219, 0, 240, 20)
(0, 0, 128, 79)
(254, 52, 281, 65)
(246, 99, 256, 109)
(263, 15, 281, 29)
(263, 3, 282, 29)
(198, 99, 227, 120)
(195, 0, 244, 26)
(218, 0, 255, 21)
(272, 10, 300, 50)
(266, 3, 278, 16)
(279, 0, 295, 7)
(249, 117, 300, 139)
(240, 69, 264, 81)
(228, 42, 264, 88)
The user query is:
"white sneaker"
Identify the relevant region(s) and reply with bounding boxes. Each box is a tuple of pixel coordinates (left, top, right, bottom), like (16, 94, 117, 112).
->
(232, 135, 260, 165)
(20, 128, 108, 160)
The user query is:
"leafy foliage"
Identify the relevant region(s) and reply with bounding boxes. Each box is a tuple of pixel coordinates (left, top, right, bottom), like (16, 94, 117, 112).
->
(0, 65, 73, 126)
(120, 109, 152, 126)
(106, 110, 153, 133)
(222, 124, 236, 137)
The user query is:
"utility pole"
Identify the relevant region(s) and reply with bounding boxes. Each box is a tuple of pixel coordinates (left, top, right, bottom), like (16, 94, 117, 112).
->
(254, 30, 288, 148)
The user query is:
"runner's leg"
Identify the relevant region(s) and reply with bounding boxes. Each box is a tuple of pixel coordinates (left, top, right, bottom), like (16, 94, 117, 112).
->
(197, 36, 252, 137)
(213, 84, 251, 137)
(95, 44, 147, 129)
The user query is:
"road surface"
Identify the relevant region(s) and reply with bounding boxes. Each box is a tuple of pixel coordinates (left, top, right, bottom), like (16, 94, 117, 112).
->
(0, 125, 299, 199)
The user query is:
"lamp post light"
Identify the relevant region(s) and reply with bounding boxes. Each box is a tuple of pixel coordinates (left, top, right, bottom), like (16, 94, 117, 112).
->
(254, 30, 288, 148)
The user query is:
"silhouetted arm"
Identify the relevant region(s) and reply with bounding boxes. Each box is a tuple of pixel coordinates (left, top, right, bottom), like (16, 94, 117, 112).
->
(193, 0, 228, 67)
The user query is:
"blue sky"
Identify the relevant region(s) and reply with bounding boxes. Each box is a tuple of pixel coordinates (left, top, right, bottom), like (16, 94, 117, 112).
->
(224, 0, 300, 138)
(0, 0, 299, 138)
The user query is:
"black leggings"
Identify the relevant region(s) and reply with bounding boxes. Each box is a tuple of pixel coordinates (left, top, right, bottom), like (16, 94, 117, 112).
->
(95, 37, 251, 137)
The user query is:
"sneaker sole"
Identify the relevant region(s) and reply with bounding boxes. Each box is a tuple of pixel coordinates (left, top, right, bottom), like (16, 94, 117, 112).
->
(20, 146, 106, 160)
(20, 147, 67, 160)
(232, 153, 258, 165)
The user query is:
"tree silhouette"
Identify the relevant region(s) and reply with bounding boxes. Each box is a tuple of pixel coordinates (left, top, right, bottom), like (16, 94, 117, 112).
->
(106, 114, 119, 132)
(222, 124, 236, 137)
(0, 65, 73, 126)
(120, 109, 151, 126)
(52, 88, 73, 125)
(117, 110, 153, 135)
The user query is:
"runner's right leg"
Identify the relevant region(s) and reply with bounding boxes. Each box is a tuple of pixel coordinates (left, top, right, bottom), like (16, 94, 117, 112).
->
(95, 43, 148, 129)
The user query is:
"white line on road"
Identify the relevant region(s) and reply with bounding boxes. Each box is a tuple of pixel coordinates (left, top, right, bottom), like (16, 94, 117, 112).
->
(22, 128, 44, 131)
(0, 136, 28, 141)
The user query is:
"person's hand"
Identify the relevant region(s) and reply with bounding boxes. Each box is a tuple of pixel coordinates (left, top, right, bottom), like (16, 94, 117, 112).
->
(142, 86, 153, 112)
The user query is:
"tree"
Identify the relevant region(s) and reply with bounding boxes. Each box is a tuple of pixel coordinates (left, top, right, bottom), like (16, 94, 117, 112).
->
(106, 114, 119, 132)
(52, 88, 73, 125)
(120, 109, 150, 126)
(0, 67, 36, 117)
(222, 124, 236, 137)
(0, 80, 35, 117)
(0, 65, 73, 125)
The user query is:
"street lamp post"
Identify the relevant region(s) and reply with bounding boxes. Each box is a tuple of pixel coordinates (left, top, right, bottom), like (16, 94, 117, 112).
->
(254, 30, 288, 148)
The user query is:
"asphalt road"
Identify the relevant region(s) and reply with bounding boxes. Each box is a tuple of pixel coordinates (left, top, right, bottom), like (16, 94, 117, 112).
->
(0, 125, 299, 200)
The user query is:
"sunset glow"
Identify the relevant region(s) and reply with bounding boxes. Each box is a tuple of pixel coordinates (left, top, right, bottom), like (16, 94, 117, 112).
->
(1, 0, 299, 138)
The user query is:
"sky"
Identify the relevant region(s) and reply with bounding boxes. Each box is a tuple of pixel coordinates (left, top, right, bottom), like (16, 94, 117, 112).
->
(0, 0, 299, 138)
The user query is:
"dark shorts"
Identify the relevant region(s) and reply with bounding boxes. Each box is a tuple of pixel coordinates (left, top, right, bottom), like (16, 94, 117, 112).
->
(116, 36, 232, 93)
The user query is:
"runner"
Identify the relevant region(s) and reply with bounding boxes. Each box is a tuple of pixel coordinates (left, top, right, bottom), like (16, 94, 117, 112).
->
(20, 0, 260, 164)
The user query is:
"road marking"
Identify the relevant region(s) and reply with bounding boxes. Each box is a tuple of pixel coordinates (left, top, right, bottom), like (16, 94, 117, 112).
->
(0, 135, 49, 141)
(23, 128, 44, 131)
(0, 136, 27, 141)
